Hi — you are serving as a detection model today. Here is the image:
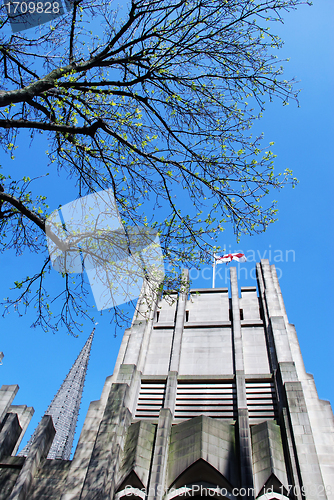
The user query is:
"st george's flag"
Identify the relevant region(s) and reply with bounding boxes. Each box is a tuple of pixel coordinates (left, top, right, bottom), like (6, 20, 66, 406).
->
(214, 253, 247, 264)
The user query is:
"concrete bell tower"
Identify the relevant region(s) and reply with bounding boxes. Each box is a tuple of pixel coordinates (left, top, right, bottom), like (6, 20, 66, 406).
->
(0, 260, 333, 500)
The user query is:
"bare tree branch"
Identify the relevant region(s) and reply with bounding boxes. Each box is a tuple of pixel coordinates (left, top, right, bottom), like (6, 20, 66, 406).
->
(0, 0, 307, 332)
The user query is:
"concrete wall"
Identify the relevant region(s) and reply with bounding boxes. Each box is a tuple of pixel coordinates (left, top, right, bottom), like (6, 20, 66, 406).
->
(143, 329, 174, 376)
(179, 327, 233, 376)
(242, 327, 270, 375)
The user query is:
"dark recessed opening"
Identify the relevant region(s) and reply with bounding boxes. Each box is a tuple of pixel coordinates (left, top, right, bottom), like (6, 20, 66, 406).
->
(259, 306, 264, 321)
(240, 309, 244, 320)
(185, 310, 189, 322)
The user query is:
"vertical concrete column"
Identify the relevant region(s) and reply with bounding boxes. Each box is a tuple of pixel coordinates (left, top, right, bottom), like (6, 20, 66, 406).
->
(270, 264, 289, 326)
(147, 409, 173, 500)
(110, 328, 132, 382)
(9, 415, 55, 500)
(104, 408, 133, 500)
(230, 267, 254, 499)
(60, 400, 103, 500)
(79, 362, 140, 500)
(164, 372, 178, 415)
(131, 278, 155, 325)
(169, 269, 189, 373)
(137, 281, 160, 373)
(258, 260, 328, 499)
(256, 262, 277, 371)
(8, 406, 34, 456)
(147, 270, 188, 500)
(62, 367, 138, 500)
(281, 408, 303, 500)
(258, 262, 302, 495)
(122, 280, 159, 429)
(0, 413, 22, 461)
(258, 260, 282, 317)
(0, 385, 19, 425)
(284, 381, 328, 500)
(116, 364, 142, 417)
(258, 260, 294, 364)
(230, 268, 246, 397)
(271, 265, 308, 382)
(269, 317, 294, 364)
(166, 269, 189, 412)
(80, 383, 131, 500)
(123, 322, 147, 367)
(60, 367, 134, 500)
(124, 279, 158, 369)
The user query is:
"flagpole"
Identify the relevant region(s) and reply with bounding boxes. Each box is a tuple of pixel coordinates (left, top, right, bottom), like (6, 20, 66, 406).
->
(212, 255, 216, 288)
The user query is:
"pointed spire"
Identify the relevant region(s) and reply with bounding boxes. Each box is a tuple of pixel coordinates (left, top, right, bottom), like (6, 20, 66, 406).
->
(19, 330, 94, 460)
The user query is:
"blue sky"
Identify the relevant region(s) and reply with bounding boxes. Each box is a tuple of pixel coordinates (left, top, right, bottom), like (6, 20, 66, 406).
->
(1, 0, 333, 456)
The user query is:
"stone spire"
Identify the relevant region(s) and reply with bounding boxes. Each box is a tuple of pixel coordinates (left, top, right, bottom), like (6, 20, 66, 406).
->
(19, 330, 94, 460)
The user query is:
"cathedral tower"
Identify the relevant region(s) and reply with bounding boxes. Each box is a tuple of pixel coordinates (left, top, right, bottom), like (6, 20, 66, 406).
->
(0, 261, 333, 500)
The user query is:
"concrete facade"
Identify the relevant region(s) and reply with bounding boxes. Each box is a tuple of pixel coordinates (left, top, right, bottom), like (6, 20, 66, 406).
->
(0, 260, 333, 499)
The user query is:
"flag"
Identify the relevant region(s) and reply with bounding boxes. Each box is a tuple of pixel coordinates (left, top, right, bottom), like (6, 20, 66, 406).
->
(214, 253, 247, 264)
